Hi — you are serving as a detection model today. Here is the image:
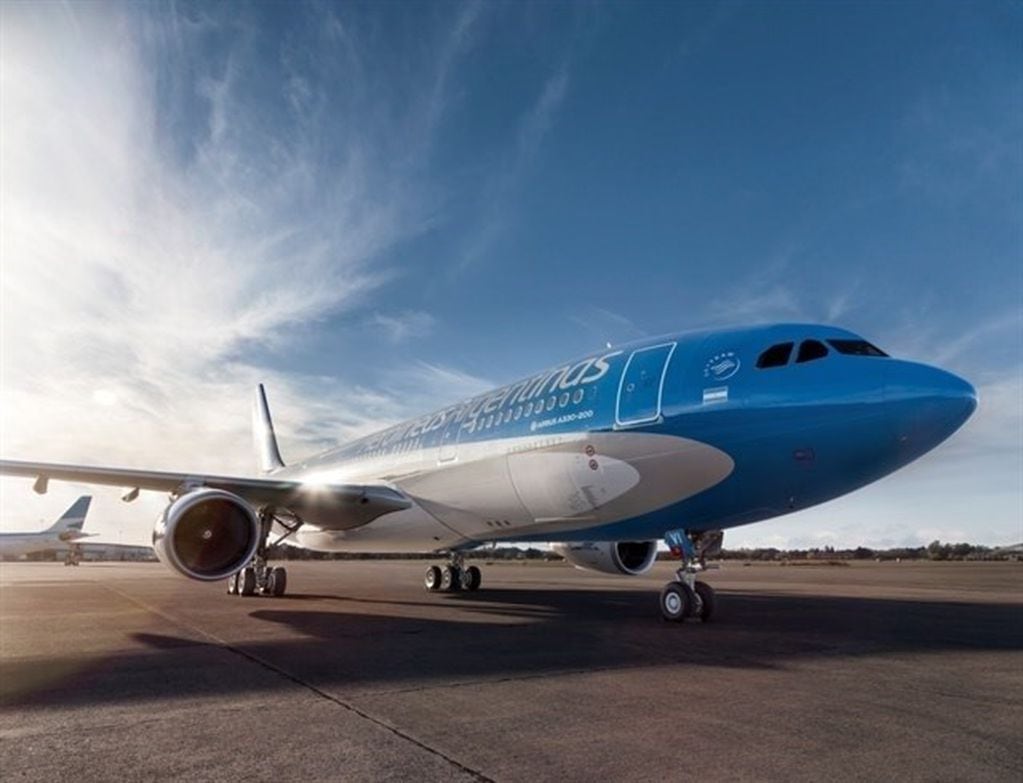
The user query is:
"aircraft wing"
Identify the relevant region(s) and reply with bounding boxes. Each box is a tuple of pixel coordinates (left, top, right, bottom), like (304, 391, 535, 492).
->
(0, 459, 412, 530)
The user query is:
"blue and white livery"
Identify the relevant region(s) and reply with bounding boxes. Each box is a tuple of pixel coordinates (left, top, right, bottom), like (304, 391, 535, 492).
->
(0, 496, 94, 564)
(0, 323, 976, 620)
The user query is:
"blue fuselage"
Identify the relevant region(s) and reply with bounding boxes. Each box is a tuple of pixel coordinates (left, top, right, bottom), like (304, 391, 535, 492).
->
(286, 323, 976, 549)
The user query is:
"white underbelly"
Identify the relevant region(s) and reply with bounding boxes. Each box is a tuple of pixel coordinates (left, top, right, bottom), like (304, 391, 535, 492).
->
(396, 431, 734, 539)
(292, 431, 734, 552)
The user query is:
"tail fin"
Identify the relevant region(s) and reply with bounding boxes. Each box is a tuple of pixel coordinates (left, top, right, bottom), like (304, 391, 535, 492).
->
(46, 496, 92, 533)
(253, 384, 286, 474)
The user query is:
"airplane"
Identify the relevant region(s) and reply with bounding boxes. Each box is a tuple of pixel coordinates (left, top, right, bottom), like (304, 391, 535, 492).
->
(0, 495, 94, 564)
(0, 323, 976, 621)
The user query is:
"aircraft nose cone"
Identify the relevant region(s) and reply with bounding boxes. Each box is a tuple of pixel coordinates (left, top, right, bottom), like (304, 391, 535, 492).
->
(889, 363, 977, 453)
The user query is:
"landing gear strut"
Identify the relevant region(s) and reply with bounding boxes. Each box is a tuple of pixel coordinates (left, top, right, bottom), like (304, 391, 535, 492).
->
(659, 529, 716, 623)
(424, 552, 482, 593)
(227, 507, 299, 598)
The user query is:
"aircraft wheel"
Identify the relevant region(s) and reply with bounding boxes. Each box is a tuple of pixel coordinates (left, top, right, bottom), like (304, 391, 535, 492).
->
(693, 581, 716, 622)
(462, 565, 482, 591)
(268, 564, 288, 593)
(238, 567, 257, 596)
(424, 565, 443, 591)
(660, 581, 695, 622)
(227, 572, 239, 595)
(440, 565, 460, 592)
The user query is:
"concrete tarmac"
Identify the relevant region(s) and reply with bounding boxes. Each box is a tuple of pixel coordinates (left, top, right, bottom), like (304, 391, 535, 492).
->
(1, 559, 1021, 782)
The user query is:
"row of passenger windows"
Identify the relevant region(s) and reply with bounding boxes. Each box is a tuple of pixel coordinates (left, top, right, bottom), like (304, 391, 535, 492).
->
(756, 338, 888, 369)
(465, 387, 587, 433)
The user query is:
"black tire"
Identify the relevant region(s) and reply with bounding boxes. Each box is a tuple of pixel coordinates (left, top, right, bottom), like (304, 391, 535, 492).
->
(463, 565, 482, 591)
(238, 567, 256, 597)
(227, 572, 239, 595)
(462, 564, 480, 589)
(693, 581, 716, 622)
(424, 565, 443, 591)
(440, 565, 460, 591)
(660, 581, 695, 622)
(271, 567, 287, 597)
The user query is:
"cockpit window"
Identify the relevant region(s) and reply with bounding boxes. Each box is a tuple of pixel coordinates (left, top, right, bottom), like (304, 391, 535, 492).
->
(756, 342, 794, 368)
(796, 339, 829, 363)
(827, 339, 888, 357)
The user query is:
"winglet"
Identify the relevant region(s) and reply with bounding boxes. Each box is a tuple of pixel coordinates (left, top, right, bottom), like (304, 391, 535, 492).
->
(253, 384, 286, 474)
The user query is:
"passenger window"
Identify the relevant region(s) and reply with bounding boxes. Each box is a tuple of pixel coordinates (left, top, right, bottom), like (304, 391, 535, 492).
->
(796, 340, 829, 363)
(756, 342, 794, 368)
(572, 388, 584, 404)
(514, 406, 522, 420)
(559, 392, 569, 407)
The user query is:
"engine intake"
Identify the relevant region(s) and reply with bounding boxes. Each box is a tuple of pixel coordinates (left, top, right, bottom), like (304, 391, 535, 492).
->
(152, 489, 260, 581)
(552, 540, 658, 576)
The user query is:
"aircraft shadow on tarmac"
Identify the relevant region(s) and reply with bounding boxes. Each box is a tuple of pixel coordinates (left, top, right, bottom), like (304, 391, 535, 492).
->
(2, 588, 1021, 709)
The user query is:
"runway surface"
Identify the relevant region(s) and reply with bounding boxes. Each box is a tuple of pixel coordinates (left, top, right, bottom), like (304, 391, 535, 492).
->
(1, 559, 1021, 782)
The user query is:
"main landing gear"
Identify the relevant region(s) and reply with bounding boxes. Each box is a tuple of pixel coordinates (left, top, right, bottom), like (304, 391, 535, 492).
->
(424, 552, 482, 593)
(226, 507, 300, 598)
(659, 529, 716, 623)
(227, 563, 288, 597)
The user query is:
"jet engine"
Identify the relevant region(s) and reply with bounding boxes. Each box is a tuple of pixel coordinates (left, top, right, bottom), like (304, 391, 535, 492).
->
(552, 540, 658, 576)
(152, 489, 261, 581)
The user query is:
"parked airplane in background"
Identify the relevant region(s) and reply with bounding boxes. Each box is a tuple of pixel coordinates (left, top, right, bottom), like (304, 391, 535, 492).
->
(0, 323, 976, 620)
(0, 496, 94, 564)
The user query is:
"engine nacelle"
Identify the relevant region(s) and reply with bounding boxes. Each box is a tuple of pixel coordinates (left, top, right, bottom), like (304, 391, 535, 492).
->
(552, 540, 658, 576)
(152, 489, 261, 581)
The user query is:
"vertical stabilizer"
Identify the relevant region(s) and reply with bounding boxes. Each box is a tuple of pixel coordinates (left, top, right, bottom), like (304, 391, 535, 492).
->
(253, 384, 286, 474)
(46, 495, 92, 533)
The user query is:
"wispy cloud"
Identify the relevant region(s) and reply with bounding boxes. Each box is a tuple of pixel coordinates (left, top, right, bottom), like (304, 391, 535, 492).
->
(569, 306, 647, 344)
(898, 82, 1023, 214)
(369, 311, 437, 343)
(0, 5, 483, 539)
(458, 65, 571, 269)
(419, 0, 486, 152)
(928, 311, 1022, 368)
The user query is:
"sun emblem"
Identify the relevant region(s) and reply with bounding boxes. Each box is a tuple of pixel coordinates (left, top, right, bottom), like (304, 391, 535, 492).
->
(703, 351, 740, 381)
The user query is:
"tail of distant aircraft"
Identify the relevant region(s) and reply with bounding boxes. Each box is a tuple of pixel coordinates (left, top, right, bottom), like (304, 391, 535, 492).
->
(253, 384, 286, 474)
(45, 495, 92, 536)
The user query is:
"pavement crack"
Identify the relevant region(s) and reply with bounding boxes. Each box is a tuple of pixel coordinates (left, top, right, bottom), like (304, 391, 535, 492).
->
(97, 582, 494, 783)
(220, 642, 496, 783)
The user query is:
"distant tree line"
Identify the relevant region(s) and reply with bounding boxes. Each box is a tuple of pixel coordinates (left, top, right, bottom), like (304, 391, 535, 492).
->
(11, 541, 1017, 564)
(653, 541, 1018, 562)
(266, 545, 561, 561)
(270, 540, 1018, 562)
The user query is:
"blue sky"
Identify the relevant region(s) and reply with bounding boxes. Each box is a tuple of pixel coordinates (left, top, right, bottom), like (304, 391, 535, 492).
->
(1, 1, 1020, 548)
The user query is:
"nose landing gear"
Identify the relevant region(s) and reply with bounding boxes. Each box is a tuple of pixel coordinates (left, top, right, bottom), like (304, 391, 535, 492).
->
(660, 529, 717, 623)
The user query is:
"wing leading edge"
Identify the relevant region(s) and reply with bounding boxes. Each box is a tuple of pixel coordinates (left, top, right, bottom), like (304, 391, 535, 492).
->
(0, 459, 411, 531)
